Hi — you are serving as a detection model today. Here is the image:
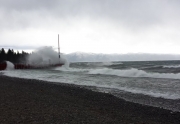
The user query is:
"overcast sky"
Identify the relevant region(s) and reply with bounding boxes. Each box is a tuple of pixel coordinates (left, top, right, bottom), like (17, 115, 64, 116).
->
(0, 0, 180, 54)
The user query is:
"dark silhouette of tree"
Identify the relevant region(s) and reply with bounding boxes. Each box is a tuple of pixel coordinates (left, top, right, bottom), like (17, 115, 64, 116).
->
(7, 49, 14, 62)
(0, 48, 6, 62)
(0, 48, 30, 63)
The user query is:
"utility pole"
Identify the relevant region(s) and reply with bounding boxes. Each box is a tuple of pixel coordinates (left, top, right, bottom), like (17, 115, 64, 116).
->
(58, 34, 60, 63)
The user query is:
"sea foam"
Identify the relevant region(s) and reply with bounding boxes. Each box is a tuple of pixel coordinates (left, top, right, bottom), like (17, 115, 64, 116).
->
(163, 65, 180, 68)
(88, 68, 180, 79)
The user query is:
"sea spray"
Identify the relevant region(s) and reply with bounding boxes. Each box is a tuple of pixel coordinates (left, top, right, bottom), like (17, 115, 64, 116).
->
(28, 46, 69, 66)
(5, 61, 14, 70)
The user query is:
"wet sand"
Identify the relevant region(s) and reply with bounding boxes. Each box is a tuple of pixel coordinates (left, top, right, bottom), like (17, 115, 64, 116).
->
(0, 75, 180, 124)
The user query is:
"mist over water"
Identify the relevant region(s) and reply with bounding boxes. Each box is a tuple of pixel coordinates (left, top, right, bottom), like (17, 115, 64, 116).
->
(28, 46, 69, 66)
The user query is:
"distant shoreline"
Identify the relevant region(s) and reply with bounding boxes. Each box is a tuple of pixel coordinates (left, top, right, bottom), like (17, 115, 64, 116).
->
(0, 75, 180, 123)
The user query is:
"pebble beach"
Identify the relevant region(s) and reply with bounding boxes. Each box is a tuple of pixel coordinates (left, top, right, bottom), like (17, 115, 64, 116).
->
(0, 75, 180, 124)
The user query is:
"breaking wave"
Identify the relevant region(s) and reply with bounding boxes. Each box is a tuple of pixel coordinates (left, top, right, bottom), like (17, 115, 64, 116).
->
(54, 66, 89, 72)
(163, 65, 180, 68)
(102, 62, 123, 66)
(88, 68, 180, 79)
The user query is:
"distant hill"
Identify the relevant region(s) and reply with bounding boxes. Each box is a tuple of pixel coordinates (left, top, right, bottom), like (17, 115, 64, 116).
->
(65, 52, 180, 62)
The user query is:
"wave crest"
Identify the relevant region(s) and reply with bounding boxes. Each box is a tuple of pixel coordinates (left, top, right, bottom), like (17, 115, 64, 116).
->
(163, 65, 180, 68)
(88, 68, 180, 79)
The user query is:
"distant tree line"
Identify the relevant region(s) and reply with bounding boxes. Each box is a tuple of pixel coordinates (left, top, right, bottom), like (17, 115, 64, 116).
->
(0, 48, 30, 63)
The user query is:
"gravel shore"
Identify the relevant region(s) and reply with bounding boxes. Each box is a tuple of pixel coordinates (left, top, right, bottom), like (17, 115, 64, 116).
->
(0, 75, 180, 124)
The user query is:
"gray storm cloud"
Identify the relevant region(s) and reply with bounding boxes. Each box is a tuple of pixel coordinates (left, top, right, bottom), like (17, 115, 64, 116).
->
(1, 0, 180, 29)
(0, 0, 180, 55)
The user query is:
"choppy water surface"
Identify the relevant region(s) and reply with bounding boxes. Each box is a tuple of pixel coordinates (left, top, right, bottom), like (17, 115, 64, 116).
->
(3, 60, 180, 112)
